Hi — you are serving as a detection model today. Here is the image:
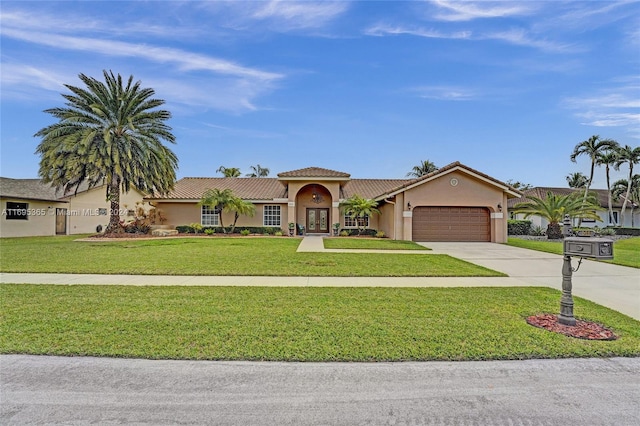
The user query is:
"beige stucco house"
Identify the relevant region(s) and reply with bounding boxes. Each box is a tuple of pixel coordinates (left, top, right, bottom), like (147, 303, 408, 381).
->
(146, 162, 522, 242)
(0, 177, 146, 237)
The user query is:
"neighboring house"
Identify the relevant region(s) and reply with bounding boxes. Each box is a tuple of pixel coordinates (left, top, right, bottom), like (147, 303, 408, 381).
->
(0, 177, 146, 237)
(508, 187, 640, 228)
(146, 162, 522, 242)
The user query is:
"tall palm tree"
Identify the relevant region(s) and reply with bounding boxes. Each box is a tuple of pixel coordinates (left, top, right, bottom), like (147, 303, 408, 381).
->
(216, 166, 241, 177)
(613, 145, 640, 226)
(512, 191, 603, 239)
(34, 71, 178, 233)
(406, 160, 438, 178)
(565, 172, 588, 189)
(570, 135, 617, 225)
(595, 142, 620, 225)
(339, 194, 380, 235)
(246, 164, 270, 177)
(200, 188, 235, 233)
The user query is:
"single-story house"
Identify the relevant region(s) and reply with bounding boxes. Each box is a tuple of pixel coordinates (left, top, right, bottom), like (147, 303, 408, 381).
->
(146, 162, 522, 242)
(0, 177, 146, 238)
(508, 187, 640, 228)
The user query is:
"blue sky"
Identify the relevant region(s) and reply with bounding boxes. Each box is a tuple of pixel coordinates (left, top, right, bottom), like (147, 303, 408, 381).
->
(1, 1, 639, 189)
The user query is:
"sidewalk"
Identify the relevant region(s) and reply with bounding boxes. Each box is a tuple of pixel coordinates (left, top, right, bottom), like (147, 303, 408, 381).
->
(2, 237, 638, 320)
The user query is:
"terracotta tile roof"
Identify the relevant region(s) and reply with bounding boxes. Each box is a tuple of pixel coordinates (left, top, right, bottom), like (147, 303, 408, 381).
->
(507, 187, 625, 209)
(0, 177, 67, 202)
(343, 179, 410, 199)
(277, 167, 350, 178)
(148, 177, 287, 200)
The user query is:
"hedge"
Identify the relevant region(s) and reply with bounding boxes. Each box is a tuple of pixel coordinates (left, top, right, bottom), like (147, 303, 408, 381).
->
(508, 220, 532, 235)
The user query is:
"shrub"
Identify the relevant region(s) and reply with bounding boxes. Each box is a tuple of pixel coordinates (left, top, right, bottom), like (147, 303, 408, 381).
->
(508, 220, 532, 235)
(204, 228, 214, 235)
(600, 227, 616, 236)
(176, 225, 193, 233)
(613, 227, 640, 236)
(530, 225, 545, 236)
(189, 223, 203, 234)
(339, 230, 349, 237)
(240, 229, 250, 236)
(375, 231, 385, 238)
(274, 231, 283, 236)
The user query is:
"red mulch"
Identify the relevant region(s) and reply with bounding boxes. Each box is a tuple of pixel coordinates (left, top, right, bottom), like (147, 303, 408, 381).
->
(526, 314, 618, 340)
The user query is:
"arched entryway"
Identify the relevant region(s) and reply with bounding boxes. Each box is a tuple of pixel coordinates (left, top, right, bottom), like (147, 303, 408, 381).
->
(295, 184, 332, 234)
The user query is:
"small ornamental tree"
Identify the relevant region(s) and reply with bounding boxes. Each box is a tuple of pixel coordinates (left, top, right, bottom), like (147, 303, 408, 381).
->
(339, 195, 380, 235)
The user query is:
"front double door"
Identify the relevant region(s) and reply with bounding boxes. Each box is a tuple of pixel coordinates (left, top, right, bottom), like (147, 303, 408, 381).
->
(306, 208, 329, 233)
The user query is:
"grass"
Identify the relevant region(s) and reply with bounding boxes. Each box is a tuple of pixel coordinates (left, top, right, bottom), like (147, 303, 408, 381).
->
(323, 238, 429, 250)
(0, 236, 501, 277)
(1, 285, 638, 361)
(506, 237, 640, 268)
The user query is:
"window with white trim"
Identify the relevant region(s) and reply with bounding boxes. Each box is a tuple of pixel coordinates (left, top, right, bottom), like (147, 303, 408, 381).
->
(201, 205, 219, 226)
(263, 205, 281, 226)
(344, 213, 369, 228)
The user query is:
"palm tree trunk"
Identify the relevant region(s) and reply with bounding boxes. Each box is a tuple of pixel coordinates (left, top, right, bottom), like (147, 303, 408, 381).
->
(105, 176, 123, 233)
(579, 161, 595, 227)
(606, 165, 614, 225)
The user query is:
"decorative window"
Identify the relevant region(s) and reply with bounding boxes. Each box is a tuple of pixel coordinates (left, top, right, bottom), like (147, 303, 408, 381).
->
(609, 211, 619, 225)
(263, 205, 281, 226)
(344, 213, 369, 228)
(201, 205, 219, 226)
(5, 202, 28, 220)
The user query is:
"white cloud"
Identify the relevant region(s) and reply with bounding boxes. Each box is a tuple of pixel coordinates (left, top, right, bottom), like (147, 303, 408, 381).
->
(2, 27, 281, 82)
(429, 0, 535, 22)
(251, 0, 349, 29)
(410, 85, 478, 101)
(365, 23, 471, 39)
(563, 77, 640, 136)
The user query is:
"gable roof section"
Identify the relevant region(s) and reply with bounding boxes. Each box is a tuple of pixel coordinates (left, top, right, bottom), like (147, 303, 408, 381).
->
(342, 179, 410, 199)
(0, 178, 68, 202)
(278, 166, 350, 179)
(507, 187, 626, 209)
(147, 177, 287, 201)
(373, 162, 522, 200)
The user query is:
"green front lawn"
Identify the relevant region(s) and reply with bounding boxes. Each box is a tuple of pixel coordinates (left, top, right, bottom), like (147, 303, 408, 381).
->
(0, 236, 499, 277)
(323, 238, 429, 250)
(507, 237, 640, 268)
(2, 285, 638, 361)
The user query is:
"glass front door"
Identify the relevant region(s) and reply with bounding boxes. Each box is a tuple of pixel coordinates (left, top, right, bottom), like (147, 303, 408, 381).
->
(306, 208, 329, 233)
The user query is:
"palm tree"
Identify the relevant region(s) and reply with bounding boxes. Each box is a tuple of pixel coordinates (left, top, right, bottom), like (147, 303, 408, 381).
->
(406, 160, 438, 178)
(595, 143, 620, 225)
(612, 175, 640, 227)
(216, 166, 241, 177)
(570, 135, 617, 226)
(511, 191, 603, 239)
(613, 145, 640, 226)
(34, 71, 178, 233)
(339, 194, 380, 235)
(246, 164, 270, 177)
(228, 197, 256, 234)
(200, 188, 235, 233)
(565, 172, 588, 189)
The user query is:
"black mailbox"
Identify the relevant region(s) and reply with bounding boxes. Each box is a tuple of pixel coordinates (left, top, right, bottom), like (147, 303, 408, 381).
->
(563, 237, 614, 260)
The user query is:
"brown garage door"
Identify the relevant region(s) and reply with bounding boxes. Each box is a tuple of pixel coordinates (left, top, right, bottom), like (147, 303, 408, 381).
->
(412, 207, 490, 242)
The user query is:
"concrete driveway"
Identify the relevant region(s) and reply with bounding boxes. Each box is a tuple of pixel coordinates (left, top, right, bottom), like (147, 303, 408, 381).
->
(421, 242, 640, 320)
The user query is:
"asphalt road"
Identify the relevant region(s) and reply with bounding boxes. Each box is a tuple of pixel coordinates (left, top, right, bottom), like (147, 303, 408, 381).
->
(2, 355, 639, 425)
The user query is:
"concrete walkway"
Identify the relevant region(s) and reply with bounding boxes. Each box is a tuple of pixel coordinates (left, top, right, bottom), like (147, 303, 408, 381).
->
(1, 237, 638, 319)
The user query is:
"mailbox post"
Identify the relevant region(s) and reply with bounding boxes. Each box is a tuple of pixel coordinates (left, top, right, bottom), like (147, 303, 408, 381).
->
(559, 237, 614, 326)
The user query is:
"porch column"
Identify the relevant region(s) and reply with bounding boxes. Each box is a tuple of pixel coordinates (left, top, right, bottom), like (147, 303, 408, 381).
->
(288, 201, 295, 230)
(332, 201, 340, 231)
